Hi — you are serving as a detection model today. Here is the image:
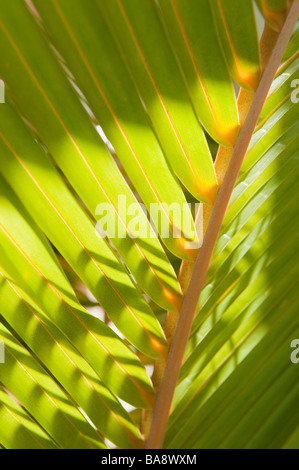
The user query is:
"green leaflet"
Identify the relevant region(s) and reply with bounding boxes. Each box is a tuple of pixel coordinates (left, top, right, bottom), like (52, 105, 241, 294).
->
(0, 3, 184, 314)
(166, 188, 299, 446)
(0, 97, 168, 362)
(0, 271, 144, 449)
(169, 292, 299, 448)
(185, 182, 298, 374)
(0, 387, 57, 449)
(0, 0, 198, 262)
(0, 178, 157, 408)
(210, 0, 261, 91)
(96, 0, 218, 204)
(164, 70, 299, 448)
(282, 20, 299, 61)
(255, 0, 290, 31)
(0, 325, 106, 449)
(283, 425, 299, 449)
(258, 56, 299, 126)
(191, 103, 299, 353)
(157, 0, 240, 147)
(175, 150, 299, 407)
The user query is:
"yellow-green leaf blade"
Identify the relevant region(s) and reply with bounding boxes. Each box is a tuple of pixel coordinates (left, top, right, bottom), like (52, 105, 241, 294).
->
(210, 0, 261, 91)
(157, 0, 240, 147)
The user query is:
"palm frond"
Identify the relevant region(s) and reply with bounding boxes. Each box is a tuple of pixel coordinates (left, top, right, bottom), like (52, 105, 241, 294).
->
(0, 0, 298, 450)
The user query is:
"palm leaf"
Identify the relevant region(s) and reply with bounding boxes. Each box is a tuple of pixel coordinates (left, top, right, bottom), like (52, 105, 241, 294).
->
(0, 386, 58, 449)
(256, 0, 291, 31)
(0, 271, 144, 448)
(0, 0, 298, 450)
(165, 63, 299, 447)
(0, 324, 106, 449)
